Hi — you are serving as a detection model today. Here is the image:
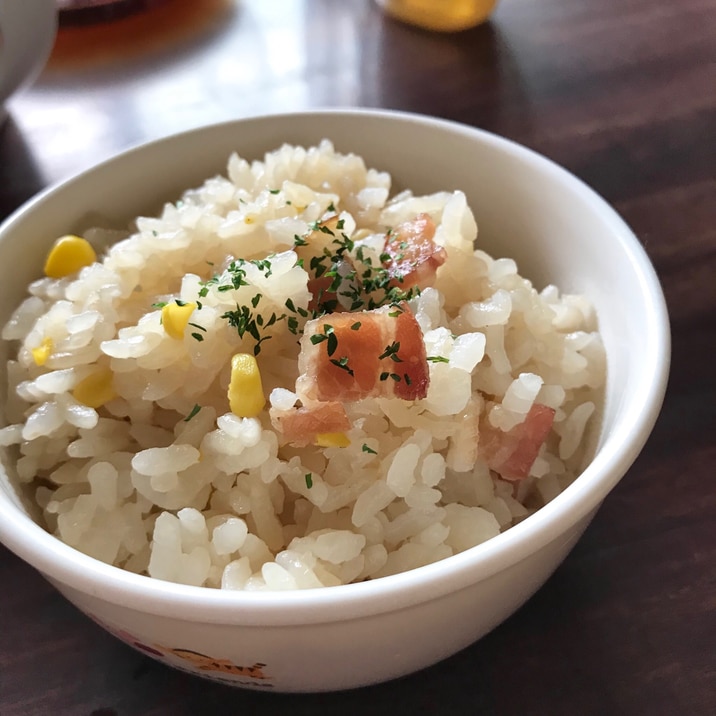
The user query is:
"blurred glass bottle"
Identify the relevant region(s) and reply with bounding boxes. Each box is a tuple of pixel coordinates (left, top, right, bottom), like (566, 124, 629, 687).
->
(375, 0, 498, 31)
(56, 0, 153, 24)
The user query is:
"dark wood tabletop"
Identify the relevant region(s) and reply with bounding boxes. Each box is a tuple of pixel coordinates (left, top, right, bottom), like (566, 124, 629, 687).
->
(1, 0, 714, 713)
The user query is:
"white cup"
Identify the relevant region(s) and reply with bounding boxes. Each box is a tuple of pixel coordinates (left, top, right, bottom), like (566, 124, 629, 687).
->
(0, 0, 57, 116)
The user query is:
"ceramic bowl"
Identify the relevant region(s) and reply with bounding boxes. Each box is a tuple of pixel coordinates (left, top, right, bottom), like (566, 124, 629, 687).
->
(0, 0, 57, 117)
(0, 110, 670, 692)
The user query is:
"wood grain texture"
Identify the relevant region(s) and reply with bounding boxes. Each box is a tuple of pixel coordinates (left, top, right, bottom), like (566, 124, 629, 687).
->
(1, 0, 714, 713)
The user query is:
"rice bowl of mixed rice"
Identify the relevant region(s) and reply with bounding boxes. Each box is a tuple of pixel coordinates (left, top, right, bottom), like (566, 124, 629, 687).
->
(0, 111, 669, 691)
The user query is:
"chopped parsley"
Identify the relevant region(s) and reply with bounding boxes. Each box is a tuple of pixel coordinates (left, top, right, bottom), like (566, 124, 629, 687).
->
(183, 404, 201, 422)
(361, 444, 377, 455)
(330, 356, 354, 376)
(289, 219, 421, 316)
(426, 355, 450, 363)
(305, 473, 313, 489)
(188, 213, 429, 357)
(221, 303, 286, 355)
(310, 324, 337, 356)
(378, 341, 402, 362)
(287, 316, 300, 334)
(379, 371, 402, 382)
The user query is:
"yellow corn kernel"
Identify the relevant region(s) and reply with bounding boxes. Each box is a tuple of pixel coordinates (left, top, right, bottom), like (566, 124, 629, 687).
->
(315, 432, 351, 448)
(161, 301, 196, 340)
(72, 368, 116, 408)
(31, 337, 54, 366)
(228, 353, 266, 418)
(43, 235, 97, 278)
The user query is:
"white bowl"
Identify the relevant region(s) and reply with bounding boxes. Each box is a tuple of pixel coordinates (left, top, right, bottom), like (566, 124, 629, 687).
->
(0, 110, 669, 692)
(0, 0, 57, 115)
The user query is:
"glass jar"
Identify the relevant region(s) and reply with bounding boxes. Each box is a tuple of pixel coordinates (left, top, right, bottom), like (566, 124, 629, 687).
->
(375, 0, 499, 32)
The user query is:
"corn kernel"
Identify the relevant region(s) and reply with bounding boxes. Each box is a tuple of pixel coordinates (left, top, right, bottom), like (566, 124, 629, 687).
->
(31, 337, 54, 366)
(161, 301, 196, 339)
(315, 432, 351, 448)
(228, 353, 266, 418)
(72, 368, 116, 408)
(43, 235, 97, 278)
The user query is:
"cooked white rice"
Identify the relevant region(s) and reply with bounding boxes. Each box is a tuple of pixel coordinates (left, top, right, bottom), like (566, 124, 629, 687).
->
(1, 141, 605, 590)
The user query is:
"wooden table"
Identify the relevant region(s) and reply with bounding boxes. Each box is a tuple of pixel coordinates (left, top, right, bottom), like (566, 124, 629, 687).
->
(1, 0, 714, 713)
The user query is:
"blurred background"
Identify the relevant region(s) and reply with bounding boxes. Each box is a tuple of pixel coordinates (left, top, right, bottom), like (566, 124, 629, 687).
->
(13, 0, 710, 204)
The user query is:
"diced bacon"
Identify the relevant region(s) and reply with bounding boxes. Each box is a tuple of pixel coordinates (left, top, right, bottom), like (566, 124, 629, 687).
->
(479, 403, 556, 481)
(296, 215, 348, 312)
(296, 303, 429, 403)
(306, 258, 356, 313)
(383, 213, 447, 289)
(270, 401, 351, 446)
(392, 307, 430, 399)
(306, 275, 335, 312)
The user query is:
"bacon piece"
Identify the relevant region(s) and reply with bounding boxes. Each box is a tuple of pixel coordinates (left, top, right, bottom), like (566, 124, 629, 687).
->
(270, 401, 351, 446)
(296, 303, 429, 403)
(392, 307, 430, 400)
(479, 403, 556, 481)
(295, 215, 349, 312)
(383, 213, 447, 289)
(306, 275, 335, 313)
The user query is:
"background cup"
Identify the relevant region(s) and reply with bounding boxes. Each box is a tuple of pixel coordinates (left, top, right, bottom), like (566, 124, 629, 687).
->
(0, 0, 58, 117)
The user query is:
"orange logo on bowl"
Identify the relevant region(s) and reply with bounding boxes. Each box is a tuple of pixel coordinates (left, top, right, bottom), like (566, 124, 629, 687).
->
(168, 648, 270, 680)
(86, 614, 273, 686)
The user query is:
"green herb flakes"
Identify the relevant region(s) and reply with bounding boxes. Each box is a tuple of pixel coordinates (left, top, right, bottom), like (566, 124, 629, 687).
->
(378, 341, 402, 362)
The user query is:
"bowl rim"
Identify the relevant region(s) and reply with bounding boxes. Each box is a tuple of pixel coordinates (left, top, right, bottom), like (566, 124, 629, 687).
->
(0, 108, 671, 625)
